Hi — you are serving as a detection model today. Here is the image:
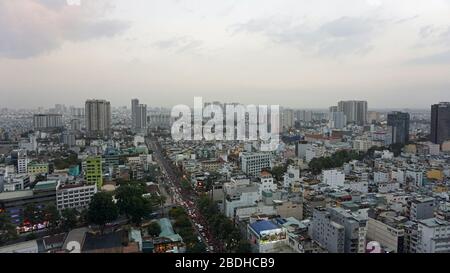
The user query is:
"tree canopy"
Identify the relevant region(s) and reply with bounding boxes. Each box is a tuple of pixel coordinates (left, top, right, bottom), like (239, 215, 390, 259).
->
(23, 204, 44, 227)
(43, 204, 60, 231)
(0, 213, 17, 246)
(147, 222, 161, 237)
(61, 208, 78, 232)
(198, 195, 249, 253)
(88, 192, 118, 232)
(308, 150, 363, 175)
(115, 183, 152, 225)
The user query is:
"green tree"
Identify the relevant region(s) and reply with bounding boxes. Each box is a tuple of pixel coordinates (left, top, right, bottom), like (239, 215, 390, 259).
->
(366, 146, 385, 158)
(308, 150, 363, 175)
(34, 174, 47, 183)
(61, 209, 78, 231)
(389, 143, 404, 157)
(271, 165, 286, 182)
(234, 240, 252, 253)
(88, 192, 118, 234)
(197, 195, 250, 253)
(78, 209, 89, 226)
(168, 206, 199, 247)
(43, 204, 60, 231)
(187, 242, 207, 253)
(52, 153, 80, 170)
(149, 194, 166, 209)
(181, 179, 191, 190)
(169, 207, 186, 219)
(23, 204, 44, 228)
(174, 214, 191, 229)
(198, 196, 218, 217)
(147, 222, 161, 237)
(0, 213, 18, 246)
(25, 233, 37, 241)
(116, 184, 152, 225)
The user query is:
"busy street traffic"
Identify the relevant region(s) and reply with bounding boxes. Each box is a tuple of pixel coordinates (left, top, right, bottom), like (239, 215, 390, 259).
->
(146, 137, 224, 253)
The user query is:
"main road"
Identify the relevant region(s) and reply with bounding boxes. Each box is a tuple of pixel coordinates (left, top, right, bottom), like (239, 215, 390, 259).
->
(146, 136, 224, 253)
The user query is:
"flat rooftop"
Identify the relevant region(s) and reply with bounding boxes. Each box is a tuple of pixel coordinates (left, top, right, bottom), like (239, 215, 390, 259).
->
(250, 220, 280, 235)
(419, 218, 449, 228)
(0, 240, 38, 253)
(34, 180, 58, 191)
(0, 190, 34, 201)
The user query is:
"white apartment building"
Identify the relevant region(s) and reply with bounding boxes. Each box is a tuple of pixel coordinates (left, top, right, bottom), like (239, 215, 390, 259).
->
(417, 218, 450, 253)
(3, 174, 31, 192)
(12, 149, 29, 174)
(406, 170, 424, 187)
(283, 165, 301, 188)
(322, 170, 345, 188)
(128, 154, 152, 171)
(367, 218, 405, 253)
(425, 142, 441, 156)
(147, 112, 173, 129)
(329, 111, 347, 129)
(240, 152, 273, 177)
(344, 180, 368, 193)
(305, 145, 324, 163)
(374, 171, 390, 183)
(296, 141, 310, 160)
(225, 187, 260, 218)
(381, 150, 394, 160)
(378, 182, 400, 193)
(224, 178, 260, 218)
(391, 170, 405, 185)
(17, 157, 28, 174)
(258, 171, 277, 195)
(281, 109, 295, 131)
(56, 182, 97, 211)
(353, 139, 373, 152)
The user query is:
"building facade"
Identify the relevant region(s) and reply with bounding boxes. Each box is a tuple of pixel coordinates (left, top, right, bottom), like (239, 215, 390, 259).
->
(387, 111, 410, 145)
(337, 100, 368, 126)
(33, 114, 63, 130)
(56, 182, 97, 211)
(417, 218, 450, 253)
(131, 99, 147, 133)
(240, 152, 273, 177)
(85, 99, 111, 138)
(84, 156, 103, 189)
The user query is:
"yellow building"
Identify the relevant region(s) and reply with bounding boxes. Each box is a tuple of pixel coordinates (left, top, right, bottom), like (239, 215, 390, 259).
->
(427, 169, 444, 181)
(434, 185, 448, 193)
(27, 163, 49, 175)
(404, 144, 417, 154)
(442, 141, 450, 152)
(85, 156, 103, 188)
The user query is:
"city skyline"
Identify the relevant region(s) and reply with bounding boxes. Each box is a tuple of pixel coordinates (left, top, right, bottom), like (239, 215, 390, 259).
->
(4, 0, 450, 261)
(0, 98, 445, 111)
(1, 0, 450, 109)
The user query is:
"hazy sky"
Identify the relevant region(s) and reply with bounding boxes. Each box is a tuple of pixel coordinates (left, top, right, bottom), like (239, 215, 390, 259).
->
(1, 0, 450, 109)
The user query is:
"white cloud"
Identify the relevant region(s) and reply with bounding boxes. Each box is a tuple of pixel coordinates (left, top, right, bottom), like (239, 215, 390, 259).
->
(0, 0, 129, 59)
(232, 16, 384, 57)
(152, 36, 204, 54)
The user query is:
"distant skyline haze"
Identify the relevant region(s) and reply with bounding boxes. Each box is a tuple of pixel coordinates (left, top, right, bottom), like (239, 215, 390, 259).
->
(0, 0, 450, 109)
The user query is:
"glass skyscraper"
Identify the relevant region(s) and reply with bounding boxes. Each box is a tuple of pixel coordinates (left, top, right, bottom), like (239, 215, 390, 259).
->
(431, 102, 450, 145)
(387, 111, 410, 145)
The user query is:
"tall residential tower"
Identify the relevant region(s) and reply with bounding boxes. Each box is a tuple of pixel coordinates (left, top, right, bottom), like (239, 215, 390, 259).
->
(337, 100, 368, 126)
(85, 99, 111, 138)
(131, 98, 147, 133)
(387, 111, 410, 145)
(431, 102, 450, 145)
